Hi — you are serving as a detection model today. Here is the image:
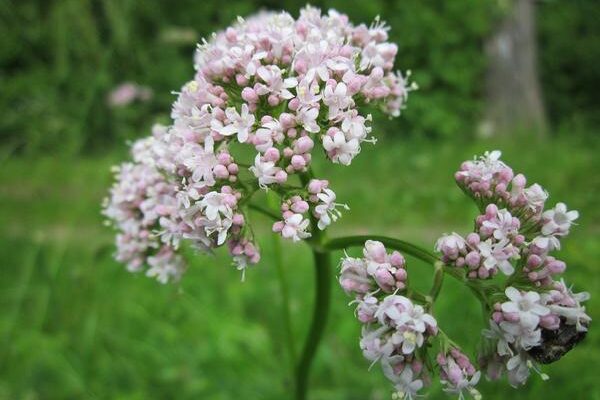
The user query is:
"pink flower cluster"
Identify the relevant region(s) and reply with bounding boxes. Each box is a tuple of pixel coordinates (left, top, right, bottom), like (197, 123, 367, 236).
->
(436, 151, 579, 280)
(340, 241, 438, 399)
(435, 151, 590, 387)
(104, 7, 412, 282)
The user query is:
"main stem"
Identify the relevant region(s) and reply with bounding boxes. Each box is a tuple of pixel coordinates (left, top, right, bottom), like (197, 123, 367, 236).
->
(295, 230, 331, 400)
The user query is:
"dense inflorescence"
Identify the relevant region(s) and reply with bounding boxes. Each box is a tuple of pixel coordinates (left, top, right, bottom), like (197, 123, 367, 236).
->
(340, 241, 481, 400)
(103, 6, 413, 282)
(339, 151, 590, 399)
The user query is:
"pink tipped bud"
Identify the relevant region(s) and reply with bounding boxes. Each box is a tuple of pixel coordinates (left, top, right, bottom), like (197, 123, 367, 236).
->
(217, 152, 232, 165)
(279, 113, 295, 129)
(235, 74, 248, 86)
(241, 87, 258, 103)
(232, 213, 245, 226)
(291, 155, 306, 170)
(282, 147, 294, 158)
(308, 179, 326, 194)
(291, 200, 309, 214)
(465, 251, 481, 268)
(389, 251, 405, 267)
(287, 128, 298, 139)
(227, 163, 239, 175)
(294, 136, 314, 154)
(466, 233, 480, 246)
(263, 147, 280, 162)
(288, 98, 300, 111)
(213, 164, 229, 179)
(275, 170, 288, 183)
(268, 94, 279, 106)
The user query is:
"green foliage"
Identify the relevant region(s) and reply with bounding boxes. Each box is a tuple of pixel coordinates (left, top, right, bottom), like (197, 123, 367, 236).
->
(538, 0, 600, 131)
(0, 0, 493, 154)
(1, 135, 599, 399)
(2, 0, 597, 155)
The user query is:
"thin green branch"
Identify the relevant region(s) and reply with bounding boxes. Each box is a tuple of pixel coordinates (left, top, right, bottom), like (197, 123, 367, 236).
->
(427, 261, 445, 310)
(267, 193, 297, 373)
(294, 244, 331, 400)
(323, 235, 438, 265)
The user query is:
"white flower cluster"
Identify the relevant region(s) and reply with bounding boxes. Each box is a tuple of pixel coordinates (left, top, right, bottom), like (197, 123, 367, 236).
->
(340, 241, 438, 399)
(104, 7, 413, 282)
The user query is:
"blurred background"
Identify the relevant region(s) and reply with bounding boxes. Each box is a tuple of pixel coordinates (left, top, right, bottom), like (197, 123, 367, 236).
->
(0, 0, 598, 399)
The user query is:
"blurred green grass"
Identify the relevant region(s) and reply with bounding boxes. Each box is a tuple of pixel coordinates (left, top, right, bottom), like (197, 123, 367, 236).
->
(1, 134, 599, 399)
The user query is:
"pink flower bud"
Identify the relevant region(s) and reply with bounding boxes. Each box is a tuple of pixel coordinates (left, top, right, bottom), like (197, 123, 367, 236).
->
(279, 113, 295, 129)
(263, 147, 280, 162)
(288, 98, 300, 111)
(287, 128, 297, 138)
(213, 164, 229, 179)
(466, 233, 480, 246)
(291, 155, 306, 170)
(241, 87, 258, 103)
(294, 136, 314, 154)
(465, 251, 480, 268)
(275, 170, 288, 183)
(268, 94, 279, 106)
(232, 213, 245, 226)
(389, 251, 405, 267)
(235, 74, 248, 86)
(291, 200, 309, 214)
(227, 163, 239, 174)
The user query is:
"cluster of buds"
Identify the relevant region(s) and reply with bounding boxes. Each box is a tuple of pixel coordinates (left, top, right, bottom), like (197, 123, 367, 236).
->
(435, 151, 590, 388)
(436, 151, 579, 282)
(437, 348, 481, 399)
(340, 241, 438, 399)
(104, 7, 413, 282)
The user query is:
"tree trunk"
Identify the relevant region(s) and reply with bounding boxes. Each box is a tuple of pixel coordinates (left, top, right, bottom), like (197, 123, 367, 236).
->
(482, 0, 547, 136)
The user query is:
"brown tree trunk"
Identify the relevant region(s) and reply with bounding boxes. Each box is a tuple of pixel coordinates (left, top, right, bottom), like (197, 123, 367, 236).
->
(482, 0, 547, 136)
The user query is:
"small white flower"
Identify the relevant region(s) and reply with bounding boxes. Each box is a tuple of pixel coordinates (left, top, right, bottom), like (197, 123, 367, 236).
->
(499, 321, 542, 350)
(340, 110, 372, 141)
(523, 184, 548, 212)
(501, 287, 550, 329)
(211, 103, 255, 143)
(281, 213, 311, 242)
(296, 79, 322, 106)
(482, 320, 514, 356)
(530, 235, 561, 253)
(360, 325, 395, 364)
(249, 154, 281, 189)
(255, 65, 298, 99)
(323, 81, 353, 119)
(542, 202, 579, 236)
(477, 239, 516, 275)
(314, 188, 349, 230)
(387, 364, 424, 400)
(296, 106, 320, 133)
(482, 209, 518, 240)
(322, 130, 360, 165)
(435, 233, 467, 259)
(199, 191, 231, 221)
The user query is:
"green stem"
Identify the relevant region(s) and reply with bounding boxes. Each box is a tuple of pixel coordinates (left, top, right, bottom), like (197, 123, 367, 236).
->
(295, 232, 331, 400)
(267, 193, 297, 375)
(324, 235, 438, 265)
(427, 261, 445, 310)
(323, 235, 466, 283)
